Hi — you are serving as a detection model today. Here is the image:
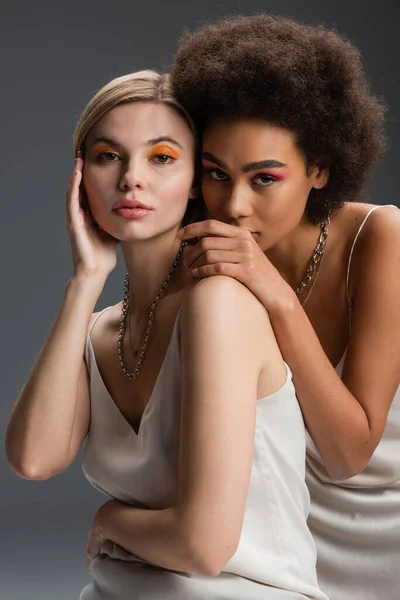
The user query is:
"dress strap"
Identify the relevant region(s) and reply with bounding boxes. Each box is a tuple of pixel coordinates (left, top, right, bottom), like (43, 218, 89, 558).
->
(345, 205, 397, 306)
(84, 306, 114, 366)
(88, 305, 114, 335)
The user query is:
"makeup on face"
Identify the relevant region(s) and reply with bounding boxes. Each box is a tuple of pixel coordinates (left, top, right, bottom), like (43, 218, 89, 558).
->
(82, 102, 197, 243)
(113, 205, 153, 220)
(147, 143, 181, 163)
(88, 136, 183, 165)
(89, 139, 121, 162)
(202, 153, 288, 186)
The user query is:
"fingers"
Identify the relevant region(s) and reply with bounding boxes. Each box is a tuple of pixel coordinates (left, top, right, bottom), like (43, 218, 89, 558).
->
(86, 557, 92, 573)
(188, 250, 245, 271)
(184, 235, 254, 269)
(86, 530, 94, 573)
(183, 233, 257, 285)
(66, 157, 84, 224)
(184, 236, 237, 266)
(86, 528, 102, 574)
(178, 219, 252, 241)
(191, 262, 245, 280)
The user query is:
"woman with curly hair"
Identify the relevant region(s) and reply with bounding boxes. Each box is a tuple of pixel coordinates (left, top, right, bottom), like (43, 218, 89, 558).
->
(171, 13, 400, 600)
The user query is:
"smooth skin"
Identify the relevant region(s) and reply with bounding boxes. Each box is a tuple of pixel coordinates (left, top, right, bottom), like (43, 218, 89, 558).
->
(178, 118, 400, 481)
(6, 105, 287, 576)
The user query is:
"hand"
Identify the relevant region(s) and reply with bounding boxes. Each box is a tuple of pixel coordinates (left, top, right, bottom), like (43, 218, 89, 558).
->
(66, 155, 117, 280)
(178, 219, 296, 311)
(86, 520, 108, 574)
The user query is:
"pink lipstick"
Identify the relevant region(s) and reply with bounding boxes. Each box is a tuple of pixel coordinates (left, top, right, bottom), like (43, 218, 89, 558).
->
(113, 199, 153, 219)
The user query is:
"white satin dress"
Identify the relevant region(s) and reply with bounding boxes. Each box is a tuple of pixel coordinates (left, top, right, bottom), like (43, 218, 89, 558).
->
(80, 299, 328, 600)
(306, 205, 400, 600)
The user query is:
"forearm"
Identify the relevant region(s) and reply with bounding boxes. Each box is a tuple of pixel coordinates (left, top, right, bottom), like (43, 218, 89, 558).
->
(269, 296, 372, 479)
(96, 500, 203, 574)
(6, 275, 104, 476)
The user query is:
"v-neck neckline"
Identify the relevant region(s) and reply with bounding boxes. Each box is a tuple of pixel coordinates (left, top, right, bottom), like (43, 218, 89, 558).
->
(87, 308, 182, 437)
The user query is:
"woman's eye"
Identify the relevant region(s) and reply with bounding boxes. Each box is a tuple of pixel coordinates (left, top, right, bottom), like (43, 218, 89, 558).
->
(253, 174, 276, 186)
(97, 151, 119, 162)
(204, 169, 228, 181)
(152, 153, 175, 164)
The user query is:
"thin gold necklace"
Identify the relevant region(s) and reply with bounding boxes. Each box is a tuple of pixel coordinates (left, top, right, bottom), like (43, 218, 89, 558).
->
(117, 241, 187, 379)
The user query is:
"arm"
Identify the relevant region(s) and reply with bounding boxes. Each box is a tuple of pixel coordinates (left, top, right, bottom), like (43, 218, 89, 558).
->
(93, 276, 275, 575)
(5, 276, 103, 480)
(5, 157, 116, 480)
(179, 211, 400, 480)
(272, 208, 400, 479)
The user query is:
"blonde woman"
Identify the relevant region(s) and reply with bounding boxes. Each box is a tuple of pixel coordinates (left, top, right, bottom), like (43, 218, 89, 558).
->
(6, 71, 328, 600)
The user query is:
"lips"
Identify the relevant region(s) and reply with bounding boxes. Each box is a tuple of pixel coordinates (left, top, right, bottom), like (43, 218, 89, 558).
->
(113, 198, 152, 211)
(240, 229, 258, 237)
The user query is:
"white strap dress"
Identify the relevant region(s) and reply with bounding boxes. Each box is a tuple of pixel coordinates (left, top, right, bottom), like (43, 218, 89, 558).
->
(306, 205, 400, 600)
(80, 297, 328, 599)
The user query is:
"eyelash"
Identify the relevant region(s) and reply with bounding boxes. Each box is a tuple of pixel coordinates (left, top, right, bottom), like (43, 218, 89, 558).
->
(149, 153, 177, 164)
(96, 151, 120, 162)
(203, 168, 228, 181)
(203, 168, 277, 186)
(253, 174, 277, 186)
(95, 152, 177, 164)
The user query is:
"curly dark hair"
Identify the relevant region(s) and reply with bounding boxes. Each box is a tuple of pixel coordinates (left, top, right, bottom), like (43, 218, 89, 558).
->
(171, 14, 386, 224)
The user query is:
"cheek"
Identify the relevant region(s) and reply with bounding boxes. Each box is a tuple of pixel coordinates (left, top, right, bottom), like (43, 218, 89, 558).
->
(83, 169, 109, 211)
(201, 180, 223, 210)
(156, 169, 194, 207)
(262, 178, 309, 210)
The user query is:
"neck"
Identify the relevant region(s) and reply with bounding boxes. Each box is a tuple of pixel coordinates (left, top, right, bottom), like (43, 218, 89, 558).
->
(265, 219, 324, 289)
(121, 230, 186, 321)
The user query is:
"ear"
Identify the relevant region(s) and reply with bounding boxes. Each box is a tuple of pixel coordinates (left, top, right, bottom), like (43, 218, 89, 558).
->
(310, 165, 329, 190)
(189, 184, 201, 199)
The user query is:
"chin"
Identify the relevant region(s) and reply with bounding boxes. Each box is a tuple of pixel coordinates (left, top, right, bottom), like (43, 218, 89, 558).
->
(256, 234, 275, 253)
(115, 224, 180, 244)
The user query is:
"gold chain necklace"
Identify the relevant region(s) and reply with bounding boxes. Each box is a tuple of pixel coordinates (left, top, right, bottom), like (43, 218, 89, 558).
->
(295, 218, 330, 307)
(118, 220, 329, 377)
(117, 241, 187, 380)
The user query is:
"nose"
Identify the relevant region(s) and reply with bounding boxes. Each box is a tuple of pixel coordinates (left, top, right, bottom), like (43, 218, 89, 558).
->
(222, 182, 253, 222)
(118, 159, 145, 192)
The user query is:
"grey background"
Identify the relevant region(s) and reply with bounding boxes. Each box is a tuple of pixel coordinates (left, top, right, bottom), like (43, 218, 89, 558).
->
(1, 0, 398, 598)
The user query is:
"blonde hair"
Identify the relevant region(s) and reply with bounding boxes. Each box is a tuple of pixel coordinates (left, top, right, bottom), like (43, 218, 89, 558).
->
(73, 70, 196, 157)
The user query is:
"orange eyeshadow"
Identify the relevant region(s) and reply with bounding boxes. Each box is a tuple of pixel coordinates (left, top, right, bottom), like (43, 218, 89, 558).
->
(91, 143, 118, 157)
(148, 145, 180, 159)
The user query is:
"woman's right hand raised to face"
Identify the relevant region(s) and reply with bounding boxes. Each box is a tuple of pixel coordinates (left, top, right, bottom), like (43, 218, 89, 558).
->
(67, 155, 117, 280)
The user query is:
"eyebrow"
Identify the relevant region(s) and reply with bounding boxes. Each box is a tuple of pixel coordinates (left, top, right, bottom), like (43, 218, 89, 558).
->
(89, 135, 183, 150)
(147, 136, 183, 149)
(202, 152, 287, 172)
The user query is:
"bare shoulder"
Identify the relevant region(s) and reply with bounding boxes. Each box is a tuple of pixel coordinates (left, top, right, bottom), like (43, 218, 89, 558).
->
(181, 277, 273, 361)
(183, 276, 269, 324)
(362, 204, 400, 236)
(343, 202, 400, 240)
(337, 203, 400, 275)
(350, 204, 400, 261)
(181, 277, 285, 397)
(341, 204, 400, 311)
